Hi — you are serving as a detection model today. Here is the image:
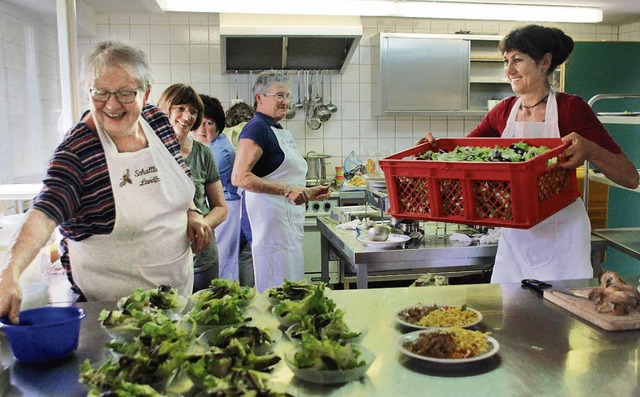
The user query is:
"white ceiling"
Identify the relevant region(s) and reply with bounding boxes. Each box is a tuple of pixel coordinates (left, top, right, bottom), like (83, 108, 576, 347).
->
(4, 0, 640, 25)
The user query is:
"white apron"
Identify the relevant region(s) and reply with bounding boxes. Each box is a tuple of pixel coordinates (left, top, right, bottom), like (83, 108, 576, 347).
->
(491, 90, 592, 283)
(245, 126, 307, 292)
(67, 117, 195, 300)
(215, 199, 241, 280)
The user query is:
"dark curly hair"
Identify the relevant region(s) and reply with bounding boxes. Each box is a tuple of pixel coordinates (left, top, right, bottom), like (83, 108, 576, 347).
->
(199, 94, 225, 134)
(225, 102, 255, 128)
(499, 24, 574, 75)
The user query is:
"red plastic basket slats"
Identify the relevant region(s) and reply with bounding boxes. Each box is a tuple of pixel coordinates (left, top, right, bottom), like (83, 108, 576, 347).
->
(379, 138, 580, 229)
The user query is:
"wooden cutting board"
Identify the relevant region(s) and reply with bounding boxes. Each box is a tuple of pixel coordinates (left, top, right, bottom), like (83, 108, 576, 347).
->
(543, 288, 640, 331)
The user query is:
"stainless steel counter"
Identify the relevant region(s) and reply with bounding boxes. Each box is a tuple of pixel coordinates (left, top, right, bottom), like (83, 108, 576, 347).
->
(3, 278, 640, 396)
(318, 217, 609, 289)
(318, 217, 498, 288)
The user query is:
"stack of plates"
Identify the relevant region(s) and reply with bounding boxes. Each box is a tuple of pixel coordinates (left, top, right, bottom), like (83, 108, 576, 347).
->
(365, 176, 387, 190)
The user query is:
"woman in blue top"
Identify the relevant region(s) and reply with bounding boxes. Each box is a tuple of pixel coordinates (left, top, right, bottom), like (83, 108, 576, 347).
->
(231, 70, 331, 292)
(194, 94, 242, 282)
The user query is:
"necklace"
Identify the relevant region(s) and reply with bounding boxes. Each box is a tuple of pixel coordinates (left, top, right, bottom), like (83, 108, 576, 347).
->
(520, 93, 549, 110)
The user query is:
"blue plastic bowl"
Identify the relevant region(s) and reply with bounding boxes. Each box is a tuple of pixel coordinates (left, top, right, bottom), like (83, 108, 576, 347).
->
(0, 306, 86, 363)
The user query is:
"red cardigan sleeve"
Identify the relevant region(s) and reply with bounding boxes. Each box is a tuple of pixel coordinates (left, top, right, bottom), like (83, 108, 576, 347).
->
(557, 94, 622, 154)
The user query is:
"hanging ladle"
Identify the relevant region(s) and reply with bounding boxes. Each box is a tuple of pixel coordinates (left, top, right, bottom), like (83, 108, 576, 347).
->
(232, 71, 243, 104)
(312, 70, 322, 104)
(306, 71, 321, 130)
(294, 70, 304, 109)
(285, 71, 296, 119)
(326, 72, 338, 113)
(314, 71, 331, 122)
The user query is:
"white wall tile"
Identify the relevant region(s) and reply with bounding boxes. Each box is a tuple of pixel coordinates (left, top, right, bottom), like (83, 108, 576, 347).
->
(149, 25, 170, 44)
(360, 120, 377, 138)
(149, 15, 170, 25)
(129, 14, 149, 24)
(170, 63, 191, 82)
(169, 14, 190, 25)
(190, 63, 210, 84)
(170, 45, 190, 62)
(150, 44, 171, 63)
(190, 45, 210, 64)
(396, 120, 413, 138)
(190, 26, 209, 45)
(341, 83, 360, 101)
(109, 14, 130, 24)
(130, 25, 151, 44)
(169, 25, 190, 45)
(342, 138, 359, 157)
(152, 63, 172, 83)
(109, 25, 130, 42)
(189, 14, 209, 25)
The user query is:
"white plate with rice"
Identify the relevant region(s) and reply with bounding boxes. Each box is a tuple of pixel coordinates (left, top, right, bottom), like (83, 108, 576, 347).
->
(394, 305, 482, 330)
(397, 329, 499, 364)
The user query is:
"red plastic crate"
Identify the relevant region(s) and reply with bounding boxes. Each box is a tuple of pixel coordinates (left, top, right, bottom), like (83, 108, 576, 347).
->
(379, 138, 580, 229)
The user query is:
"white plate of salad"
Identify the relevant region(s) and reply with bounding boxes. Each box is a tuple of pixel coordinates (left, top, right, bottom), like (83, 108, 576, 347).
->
(285, 336, 375, 384)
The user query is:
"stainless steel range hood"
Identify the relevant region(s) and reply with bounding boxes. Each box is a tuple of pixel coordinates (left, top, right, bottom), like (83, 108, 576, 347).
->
(219, 14, 362, 74)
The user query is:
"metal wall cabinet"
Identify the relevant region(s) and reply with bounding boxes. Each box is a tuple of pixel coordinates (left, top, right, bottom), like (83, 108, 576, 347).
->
(372, 33, 511, 116)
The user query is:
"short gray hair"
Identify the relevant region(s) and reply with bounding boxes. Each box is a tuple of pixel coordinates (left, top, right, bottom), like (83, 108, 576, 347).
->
(252, 70, 290, 96)
(83, 41, 153, 90)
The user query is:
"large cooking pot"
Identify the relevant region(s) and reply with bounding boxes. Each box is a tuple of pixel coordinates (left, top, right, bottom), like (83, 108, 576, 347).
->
(304, 151, 332, 181)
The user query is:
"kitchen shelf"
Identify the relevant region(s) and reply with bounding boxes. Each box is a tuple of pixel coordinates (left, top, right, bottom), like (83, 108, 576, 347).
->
(588, 171, 640, 193)
(470, 56, 502, 62)
(592, 228, 640, 260)
(470, 76, 509, 84)
(585, 93, 640, 264)
(597, 115, 640, 124)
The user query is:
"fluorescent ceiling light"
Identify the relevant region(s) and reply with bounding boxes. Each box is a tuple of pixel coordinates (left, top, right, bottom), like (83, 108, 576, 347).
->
(157, 0, 603, 23)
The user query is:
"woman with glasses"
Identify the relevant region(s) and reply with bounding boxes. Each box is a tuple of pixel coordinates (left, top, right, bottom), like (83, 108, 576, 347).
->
(158, 85, 228, 292)
(231, 70, 331, 292)
(0, 42, 213, 322)
(193, 94, 243, 284)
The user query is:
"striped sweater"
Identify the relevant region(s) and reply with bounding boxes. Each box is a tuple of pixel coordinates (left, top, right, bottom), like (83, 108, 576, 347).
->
(32, 104, 188, 241)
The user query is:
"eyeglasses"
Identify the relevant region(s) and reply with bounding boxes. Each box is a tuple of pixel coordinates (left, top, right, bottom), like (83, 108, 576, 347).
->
(262, 92, 291, 101)
(171, 105, 199, 117)
(89, 88, 140, 104)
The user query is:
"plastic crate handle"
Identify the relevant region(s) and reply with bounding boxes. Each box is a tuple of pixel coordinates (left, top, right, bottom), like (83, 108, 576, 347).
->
(544, 141, 572, 170)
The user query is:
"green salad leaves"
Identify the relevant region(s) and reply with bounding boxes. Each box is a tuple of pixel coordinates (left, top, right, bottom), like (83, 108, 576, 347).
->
(292, 334, 365, 371)
(418, 141, 551, 162)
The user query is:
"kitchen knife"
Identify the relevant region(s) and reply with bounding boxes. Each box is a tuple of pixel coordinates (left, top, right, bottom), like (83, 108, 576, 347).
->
(550, 289, 590, 299)
(521, 278, 552, 293)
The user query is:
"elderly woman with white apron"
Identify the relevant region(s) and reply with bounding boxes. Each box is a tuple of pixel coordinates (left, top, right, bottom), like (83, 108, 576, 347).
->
(0, 42, 213, 323)
(421, 25, 638, 283)
(231, 71, 331, 292)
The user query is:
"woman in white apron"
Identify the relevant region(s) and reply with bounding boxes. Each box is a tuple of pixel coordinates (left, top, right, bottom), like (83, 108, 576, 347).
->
(0, 42, 213, 322)
(158, 86, 228, 292)
(491, 89, 593, 282)
(68, 111, 197, 300)
(419, 25, 638, 283)
(231, 71, 331, 292)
